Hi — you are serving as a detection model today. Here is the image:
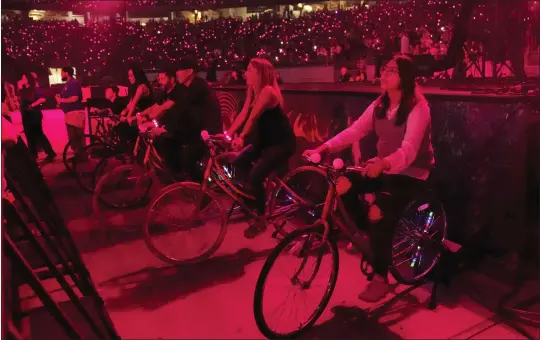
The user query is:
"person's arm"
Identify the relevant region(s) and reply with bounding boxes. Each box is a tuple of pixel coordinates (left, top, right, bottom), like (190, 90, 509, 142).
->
(59, 81, 81, 104)
(148, 100, 175, 119)
(60, 95, 79, 104)
(2, 116, 18, 145)
(126, 84, 149, 117)
(227, 87, 253, 136)
(383, 101, 431, 174)
(29, 89, 46, 108)
(238, 86, 278, 138)
(323, 102, 375, 153)
(138, 102, 158, 119)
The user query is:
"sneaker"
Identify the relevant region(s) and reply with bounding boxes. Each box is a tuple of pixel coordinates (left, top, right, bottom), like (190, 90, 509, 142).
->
(358, 274, 392, 302)
(244, 219, 267, 239)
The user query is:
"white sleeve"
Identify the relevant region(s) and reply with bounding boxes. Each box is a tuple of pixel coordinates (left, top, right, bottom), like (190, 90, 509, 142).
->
(384, 101, 431, 174)
(324, 102, 375, 153)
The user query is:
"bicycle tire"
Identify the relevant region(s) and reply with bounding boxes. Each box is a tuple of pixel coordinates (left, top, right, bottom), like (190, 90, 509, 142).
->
(389, 191, 447, 285)
(91, 150, 134, 192)
(92, 164, 153, 211)
(71, 142, 117, 192)
(253, 225, 339, 339)
(143, 181, 227, 265)
(62, 134, 101, 172)
(267, 165, 328, 237)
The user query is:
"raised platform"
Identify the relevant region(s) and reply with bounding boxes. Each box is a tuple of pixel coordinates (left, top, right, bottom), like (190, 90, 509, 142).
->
(214, 81, 540, 101)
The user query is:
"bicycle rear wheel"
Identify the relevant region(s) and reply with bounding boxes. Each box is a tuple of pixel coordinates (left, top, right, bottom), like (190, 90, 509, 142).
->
(254, 226, 339, 339)
(71, 142, 118, 192)
(62, 134, 98, 173)
(143, 182, 227, 265)
(267, 166, 328, 237)
(390, 193, 447, 285)
(93, 164, 153, 210)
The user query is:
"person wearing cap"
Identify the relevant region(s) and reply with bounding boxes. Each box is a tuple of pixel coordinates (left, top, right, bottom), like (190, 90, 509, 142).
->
(174, 58, 223, 181)
(144, 59, 223, 181)
(174, 57, 223, 137)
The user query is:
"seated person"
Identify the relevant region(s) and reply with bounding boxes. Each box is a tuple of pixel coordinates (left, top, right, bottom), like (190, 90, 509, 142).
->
(303, 55, 434, 302)
(116, 66, 154, 142)
(174, 58, 223, 136)
(90, 85, 128, 116)
(227, 58, 296, 239)
(139, 69, 186, 179)
(148, 59, 223, 182)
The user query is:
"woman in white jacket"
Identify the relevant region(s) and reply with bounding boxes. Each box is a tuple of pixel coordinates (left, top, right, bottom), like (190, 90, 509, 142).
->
(304, 54, 434, 302)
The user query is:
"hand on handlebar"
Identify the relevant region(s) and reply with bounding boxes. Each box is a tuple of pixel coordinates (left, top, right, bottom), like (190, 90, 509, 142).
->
(362, 157, 390, 178)
(149, 126, 167, 137)
(302, 145, 328, 163)
(232, 136, 244, 150)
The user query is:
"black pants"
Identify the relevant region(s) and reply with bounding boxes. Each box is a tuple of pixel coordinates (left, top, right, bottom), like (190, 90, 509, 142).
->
(233, 142, 296, 215)
(114, 121, 139, 143)
(154, 135, 206, 182)
(22, 116, 55, 159)
(340, 172, 425, 277)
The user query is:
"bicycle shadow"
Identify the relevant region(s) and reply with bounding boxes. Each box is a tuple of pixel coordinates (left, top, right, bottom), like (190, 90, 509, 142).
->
(301, 305, 403, 340)
(98, 247, 273, 311)
(302, 288, 421, 339)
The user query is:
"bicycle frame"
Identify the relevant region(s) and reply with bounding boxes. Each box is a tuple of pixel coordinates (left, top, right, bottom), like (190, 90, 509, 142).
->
(132, 134, 165, 172)
(200, 137, 312, 222)
(314, 164, 440, 264)
(310, 165, 374, 252)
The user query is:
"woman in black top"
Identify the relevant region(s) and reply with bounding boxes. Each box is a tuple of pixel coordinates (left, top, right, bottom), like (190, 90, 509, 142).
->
(123, 64, 153, 120)
(18, 73, 56, 161)
(116, 65, 153, 142)
(227, 58, 296, 238)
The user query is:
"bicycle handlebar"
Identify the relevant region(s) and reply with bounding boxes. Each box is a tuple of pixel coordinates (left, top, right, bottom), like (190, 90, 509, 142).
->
(201, 130, 232, 144)
(303, 153, 365, 175)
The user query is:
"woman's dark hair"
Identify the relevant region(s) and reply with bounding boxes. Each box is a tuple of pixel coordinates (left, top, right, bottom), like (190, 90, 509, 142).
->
(129, 64, 150, 85)
(128, 64, 151, 99)
(374, 54, 418, 126)
(22, 72, 37, 90)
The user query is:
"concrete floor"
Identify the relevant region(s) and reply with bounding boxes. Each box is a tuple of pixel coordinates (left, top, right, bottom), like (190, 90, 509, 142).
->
(12, 109, 537, 339)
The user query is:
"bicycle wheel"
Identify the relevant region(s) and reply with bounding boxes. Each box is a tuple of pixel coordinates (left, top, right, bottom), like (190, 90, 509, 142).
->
(62, 134, 99, 172)
(267, 166, 328, 237)
(91, 151, 134, 192)
(254, 226, 339, 339)
(390, 193, 447, 285)
(93, 164, 153, 211)
(71, 142, 118, 192)
(143, 182, 227, 265)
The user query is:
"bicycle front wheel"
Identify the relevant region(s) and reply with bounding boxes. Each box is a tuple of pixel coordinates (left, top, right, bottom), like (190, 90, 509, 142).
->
(254, 226, 339, 339)
(143, 182, 227, 265)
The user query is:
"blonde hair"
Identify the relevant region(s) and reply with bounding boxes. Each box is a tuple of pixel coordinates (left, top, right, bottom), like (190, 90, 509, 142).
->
(248, 58, 284, 109)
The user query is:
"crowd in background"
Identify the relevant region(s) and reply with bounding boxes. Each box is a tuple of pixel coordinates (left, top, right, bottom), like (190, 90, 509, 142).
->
(1, 1, 537, 85)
